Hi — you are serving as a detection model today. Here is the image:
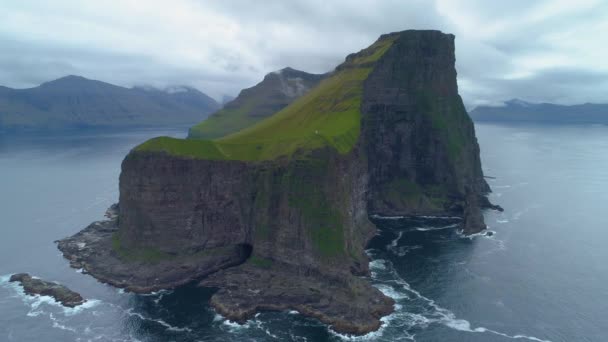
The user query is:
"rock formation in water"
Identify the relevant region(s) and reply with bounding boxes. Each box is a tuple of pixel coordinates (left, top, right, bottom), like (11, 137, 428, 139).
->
(9, 273, 85, 307)
(58, 30, 497, 335)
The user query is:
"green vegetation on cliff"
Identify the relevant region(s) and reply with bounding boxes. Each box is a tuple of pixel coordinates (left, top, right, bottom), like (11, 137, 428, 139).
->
(188, 98, 264, 140)
(188, 68, 324, 140)
(417, 91, 470, 162)
(135, 35, 397, 161)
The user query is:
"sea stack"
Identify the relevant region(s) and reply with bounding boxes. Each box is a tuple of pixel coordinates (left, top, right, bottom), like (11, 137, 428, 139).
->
(58, 30, 494, 335)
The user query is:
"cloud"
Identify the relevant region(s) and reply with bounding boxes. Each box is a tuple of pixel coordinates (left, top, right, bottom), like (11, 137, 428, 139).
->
(0, 0, 606, 106)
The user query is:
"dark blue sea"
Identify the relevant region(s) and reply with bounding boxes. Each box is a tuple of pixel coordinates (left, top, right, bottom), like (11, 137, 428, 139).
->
(1, 124, 607, 341)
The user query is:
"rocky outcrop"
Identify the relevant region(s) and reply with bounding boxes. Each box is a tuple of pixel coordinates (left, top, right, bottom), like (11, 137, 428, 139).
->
(58, 30, 496, 335)
(57, 204, 249, 293)
(9, 273, 85, 307)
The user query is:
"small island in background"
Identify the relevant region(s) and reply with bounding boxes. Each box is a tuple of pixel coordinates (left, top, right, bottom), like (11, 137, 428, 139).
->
(470, 99, 608, 124)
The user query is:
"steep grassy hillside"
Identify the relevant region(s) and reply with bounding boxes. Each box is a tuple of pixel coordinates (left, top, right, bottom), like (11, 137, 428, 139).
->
(137, 36, 397, 161)
(188, 68, 324, 140)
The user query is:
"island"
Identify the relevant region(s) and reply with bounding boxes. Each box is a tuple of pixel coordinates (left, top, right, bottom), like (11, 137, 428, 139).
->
(470, 98, 608, 124)
(57, 29, 497, 335)
(9, 273, 85, 308)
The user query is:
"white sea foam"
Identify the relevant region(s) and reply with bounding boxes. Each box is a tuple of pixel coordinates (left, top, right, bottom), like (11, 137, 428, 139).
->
(49, 313, 77, 333)
(369, 259, 387, 271)
(151, 289, 172, 305)
(364, 256, 552, 342)
(374, 284, 409, 300)
(492, 185, 512, 189)
(222, 319, 251, 331)
(418, 215, 462, 220)
(370, 214, 405, 220)
(125, 308, 192, 332)
(389, 231, 403, 248)
(416, 223, 459, 232)
(251, 318, 280, 339)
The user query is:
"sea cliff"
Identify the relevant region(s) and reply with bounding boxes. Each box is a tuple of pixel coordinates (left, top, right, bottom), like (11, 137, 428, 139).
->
(58, 30, 495, 335)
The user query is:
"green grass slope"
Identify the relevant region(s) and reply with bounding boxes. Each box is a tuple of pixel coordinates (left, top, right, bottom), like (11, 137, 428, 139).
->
(188, 68, 324, 140)
(187, 98, 264, 140)
(136, 35, 397, 161)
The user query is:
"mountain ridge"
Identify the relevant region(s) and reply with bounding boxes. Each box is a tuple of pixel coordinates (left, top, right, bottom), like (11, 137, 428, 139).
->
(0, 76, 220, 131)
(470, 98, 608, 124)
(188, 67, 326, 139)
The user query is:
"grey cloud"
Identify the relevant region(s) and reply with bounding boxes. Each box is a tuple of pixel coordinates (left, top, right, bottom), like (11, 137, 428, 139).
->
(0, 0, 606, 105)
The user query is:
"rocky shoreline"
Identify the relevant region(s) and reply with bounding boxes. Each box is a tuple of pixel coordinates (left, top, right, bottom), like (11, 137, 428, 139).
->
(9, 273, 85, 307)
(57, 203, 395, 334)
(57, 205, 249, 293)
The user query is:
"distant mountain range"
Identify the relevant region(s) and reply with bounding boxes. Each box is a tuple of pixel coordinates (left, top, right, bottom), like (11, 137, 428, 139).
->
(0, 75, 220, 132)
(470, 99, 608, 124)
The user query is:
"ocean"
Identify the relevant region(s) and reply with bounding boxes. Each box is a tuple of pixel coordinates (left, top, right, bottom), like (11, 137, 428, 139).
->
(1, 123, 606, 341)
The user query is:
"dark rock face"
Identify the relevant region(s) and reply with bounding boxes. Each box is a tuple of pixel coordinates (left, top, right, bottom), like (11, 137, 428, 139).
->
(58, 30, 495, 335)
(9, 273, 85, 307)
(362, 31, 489, 234)
(57, 205, 249, 293)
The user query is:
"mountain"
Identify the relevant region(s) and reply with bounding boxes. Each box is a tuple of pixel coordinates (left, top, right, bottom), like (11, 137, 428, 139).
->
(220, 94, 235, 106)
(470, 99, 608, 124)
(0, 75, 220, 131)
(188, 67, 325, 139)
(58, 30, 498, 335)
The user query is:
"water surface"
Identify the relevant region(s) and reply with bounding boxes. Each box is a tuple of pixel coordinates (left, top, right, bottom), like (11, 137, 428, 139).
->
(1, 124, 607, 341)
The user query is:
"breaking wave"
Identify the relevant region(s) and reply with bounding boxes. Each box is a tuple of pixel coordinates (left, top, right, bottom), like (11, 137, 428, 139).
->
(363, 259, 552, 342)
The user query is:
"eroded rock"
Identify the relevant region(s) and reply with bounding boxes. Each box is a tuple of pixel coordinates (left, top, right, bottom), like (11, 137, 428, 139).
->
(9, 273, 85, 307)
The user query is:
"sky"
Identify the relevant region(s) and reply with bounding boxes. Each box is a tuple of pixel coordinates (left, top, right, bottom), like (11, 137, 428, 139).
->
(1, 0, 607, 108)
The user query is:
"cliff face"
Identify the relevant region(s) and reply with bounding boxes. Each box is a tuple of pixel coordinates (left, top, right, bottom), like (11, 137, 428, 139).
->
(58, 30, 494, 335)
(361, 31, 489, 233)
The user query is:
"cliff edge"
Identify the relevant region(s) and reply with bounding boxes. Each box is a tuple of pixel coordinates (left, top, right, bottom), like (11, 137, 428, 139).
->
(58, 30, 495, 335)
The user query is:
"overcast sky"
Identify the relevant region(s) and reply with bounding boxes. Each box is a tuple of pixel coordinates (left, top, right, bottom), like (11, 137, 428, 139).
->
(1, 0, 607, 107)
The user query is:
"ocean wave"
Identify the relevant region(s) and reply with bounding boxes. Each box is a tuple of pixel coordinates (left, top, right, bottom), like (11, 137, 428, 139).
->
(492, 185, 512, 189)
(415, 223, 459, 232)
(417, 215, 462, 220)
(49, 313, 77, 333)
(370, 214, 405, 220)
(125, 308, 193, 332)
(371, 214, 462, 221)
(221, 318, 252, 331)
(457, 229, 496, 240)
(366, 257, 551, 342)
